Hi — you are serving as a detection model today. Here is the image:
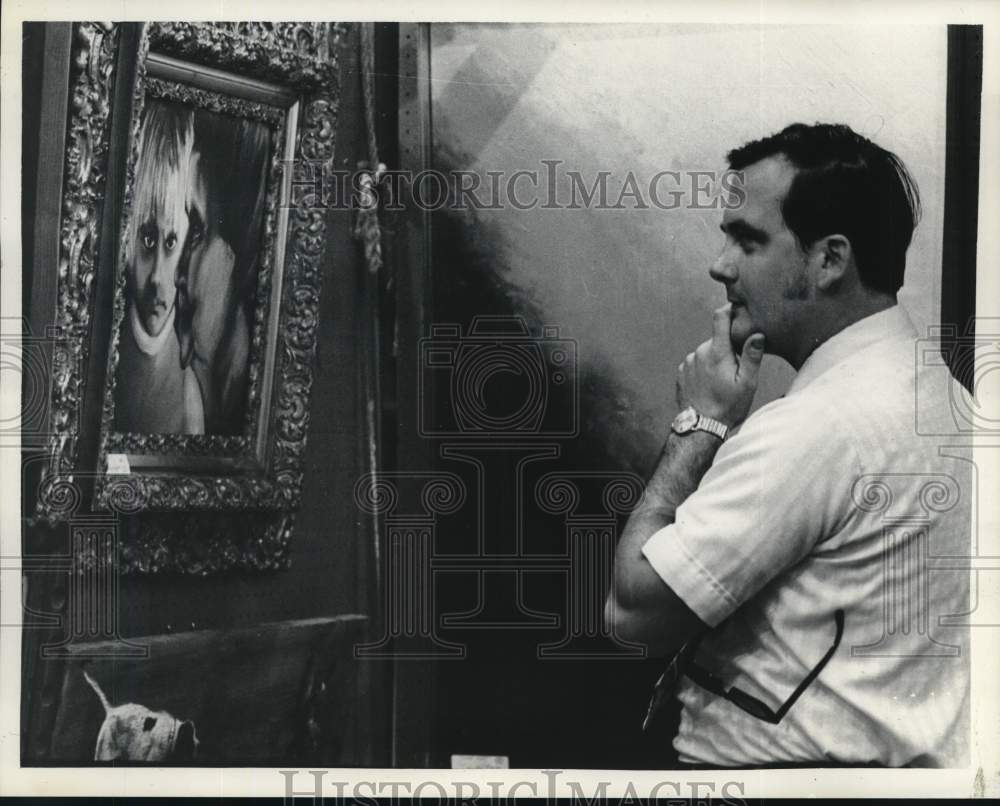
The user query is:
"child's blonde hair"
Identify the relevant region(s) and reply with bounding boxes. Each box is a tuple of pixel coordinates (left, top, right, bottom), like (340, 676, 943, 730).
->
(125, 101, 194, 268)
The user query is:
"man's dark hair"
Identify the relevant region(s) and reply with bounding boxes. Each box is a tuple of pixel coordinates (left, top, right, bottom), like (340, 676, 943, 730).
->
(727, 123, 921, 295)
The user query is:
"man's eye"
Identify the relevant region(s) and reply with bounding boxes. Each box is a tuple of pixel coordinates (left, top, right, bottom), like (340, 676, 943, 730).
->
(738, 240, 755, 255)
(141, 234, 156, 250)
(189, 222, 205, 245)
(164, 234, 177, 251)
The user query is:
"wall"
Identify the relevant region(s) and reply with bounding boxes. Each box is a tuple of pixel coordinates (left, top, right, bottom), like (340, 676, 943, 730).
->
(432, 23, 946, 468)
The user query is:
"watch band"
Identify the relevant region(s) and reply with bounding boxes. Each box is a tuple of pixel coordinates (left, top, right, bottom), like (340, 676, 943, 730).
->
(696, 414, 729, 441)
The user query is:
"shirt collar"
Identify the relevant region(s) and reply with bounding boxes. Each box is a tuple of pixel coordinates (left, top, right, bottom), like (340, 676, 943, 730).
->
(787, 304, 916, 395)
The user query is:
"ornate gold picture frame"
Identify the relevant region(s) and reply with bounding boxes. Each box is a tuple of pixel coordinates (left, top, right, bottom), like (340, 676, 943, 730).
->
(36, 22, 341, 524)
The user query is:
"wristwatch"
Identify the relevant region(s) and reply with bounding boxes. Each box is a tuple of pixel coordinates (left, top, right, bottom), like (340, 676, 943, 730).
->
(671, 406, 729, 441)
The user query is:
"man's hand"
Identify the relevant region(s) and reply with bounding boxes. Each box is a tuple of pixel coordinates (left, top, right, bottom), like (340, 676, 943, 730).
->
(676, 304, 765, 426)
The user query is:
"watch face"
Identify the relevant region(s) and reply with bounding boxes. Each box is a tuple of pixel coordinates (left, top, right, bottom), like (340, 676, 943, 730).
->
(672, 407, 698, 434)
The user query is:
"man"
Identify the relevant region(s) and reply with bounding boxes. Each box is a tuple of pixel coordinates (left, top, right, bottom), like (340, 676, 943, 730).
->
(114, 102, 204, 434)
(605, 123, 970, 767)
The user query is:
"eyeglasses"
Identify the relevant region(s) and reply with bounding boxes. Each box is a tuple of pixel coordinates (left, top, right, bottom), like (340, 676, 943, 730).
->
(684, 609, 845, 724)
(643, 609, 845, 732)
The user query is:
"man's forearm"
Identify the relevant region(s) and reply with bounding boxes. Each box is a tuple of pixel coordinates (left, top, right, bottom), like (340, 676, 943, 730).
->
(605, 305, 763, 648)
(612, 430, 722, 611)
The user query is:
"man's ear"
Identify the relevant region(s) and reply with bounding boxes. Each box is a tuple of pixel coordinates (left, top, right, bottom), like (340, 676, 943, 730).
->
(814, 234, 851, 291)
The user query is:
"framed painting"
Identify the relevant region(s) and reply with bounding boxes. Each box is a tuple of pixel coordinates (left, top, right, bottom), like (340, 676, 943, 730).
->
(35, 22, 341, 520)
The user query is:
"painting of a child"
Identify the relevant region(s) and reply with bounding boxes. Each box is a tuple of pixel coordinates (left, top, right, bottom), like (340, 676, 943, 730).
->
(113, 96, 270, 437)
(114, 101, 204, 434)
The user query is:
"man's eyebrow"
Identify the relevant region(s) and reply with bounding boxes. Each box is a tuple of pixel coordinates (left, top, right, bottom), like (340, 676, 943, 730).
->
(720, 219, 769, 244)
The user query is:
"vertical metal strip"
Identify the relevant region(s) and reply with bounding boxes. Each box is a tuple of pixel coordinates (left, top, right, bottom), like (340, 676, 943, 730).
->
(392, 21, 435, 769)
(356, 20, 384, 633)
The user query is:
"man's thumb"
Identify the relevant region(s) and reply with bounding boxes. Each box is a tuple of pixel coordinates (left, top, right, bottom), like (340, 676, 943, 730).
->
(739, 334, 766, 379)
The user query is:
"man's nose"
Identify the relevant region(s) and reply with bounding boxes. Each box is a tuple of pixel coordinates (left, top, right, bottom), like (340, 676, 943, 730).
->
(709, 249, 737, 284)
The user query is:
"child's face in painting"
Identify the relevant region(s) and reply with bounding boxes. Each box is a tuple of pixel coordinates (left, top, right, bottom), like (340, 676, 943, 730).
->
(130, 168, 190, 337)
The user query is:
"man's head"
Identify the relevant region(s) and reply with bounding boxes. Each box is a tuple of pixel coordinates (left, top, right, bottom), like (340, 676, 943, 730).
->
(711, 123, 921, 366)
(126, 103, 194, 338)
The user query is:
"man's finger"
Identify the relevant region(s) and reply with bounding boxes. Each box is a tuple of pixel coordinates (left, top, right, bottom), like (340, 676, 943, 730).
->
(738, 333, 766, 386)
(711, 304, 734, 356)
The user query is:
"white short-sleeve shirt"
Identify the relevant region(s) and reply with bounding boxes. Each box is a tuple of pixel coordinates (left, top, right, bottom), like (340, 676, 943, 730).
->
(641, 305, 971, 767)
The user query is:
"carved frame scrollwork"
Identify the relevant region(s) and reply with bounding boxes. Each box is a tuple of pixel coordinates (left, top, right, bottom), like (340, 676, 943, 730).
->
(35, 23, 343, 573)
(36, 22, 342, 529)
(35, 22, 121, 521)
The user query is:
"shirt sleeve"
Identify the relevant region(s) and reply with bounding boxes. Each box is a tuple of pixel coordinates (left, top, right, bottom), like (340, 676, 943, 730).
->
(640, 393, 859, 627)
